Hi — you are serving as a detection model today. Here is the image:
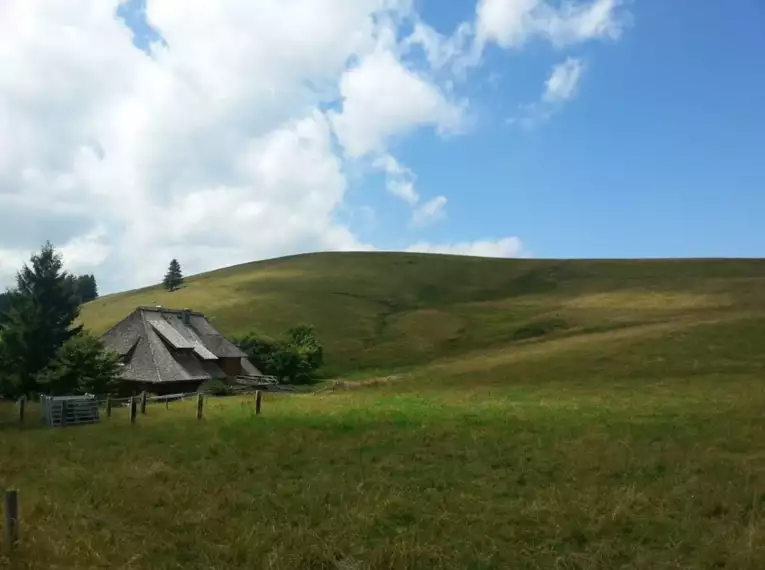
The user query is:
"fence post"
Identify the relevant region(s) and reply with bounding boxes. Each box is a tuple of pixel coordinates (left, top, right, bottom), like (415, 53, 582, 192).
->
(129, 397, 136, 424)
(60, 400, 68, 428)
(18, 396, 25, 425)
(140, 391, 147, 415)
(165, 397, 169, 411)
(4, 489, 19, 550)
(105, 395, 112, 418)
(196, 393, 204, 420)
(255, 390, 262, 415)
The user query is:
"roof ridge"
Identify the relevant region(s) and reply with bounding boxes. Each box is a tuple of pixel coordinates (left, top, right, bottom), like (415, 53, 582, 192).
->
(138, 308, 163, 384)
(137, 306, 204, 315)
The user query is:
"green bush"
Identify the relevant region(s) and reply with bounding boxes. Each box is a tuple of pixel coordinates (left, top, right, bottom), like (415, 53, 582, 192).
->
(234, 324, 324, 384)
(199, 378, 230, 396)
(37, 333, 121, 395)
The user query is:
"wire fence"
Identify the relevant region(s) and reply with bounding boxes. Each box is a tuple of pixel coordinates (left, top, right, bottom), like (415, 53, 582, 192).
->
(0, 373, 307, 427)
(0, 387, 283, 427)
(100, 392, 199, 407)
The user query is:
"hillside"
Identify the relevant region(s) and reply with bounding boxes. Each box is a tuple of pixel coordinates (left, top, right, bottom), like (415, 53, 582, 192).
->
(80, 252, 765, 375)
(7, 252, 765, 568)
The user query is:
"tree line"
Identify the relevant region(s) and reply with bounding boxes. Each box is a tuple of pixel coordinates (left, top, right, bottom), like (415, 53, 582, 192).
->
(0, 243, 118, 398)
(0, 272, 97, 312)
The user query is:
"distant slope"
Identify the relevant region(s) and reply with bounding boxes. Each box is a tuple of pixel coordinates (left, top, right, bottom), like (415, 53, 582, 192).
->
(80, 253, 765, 375)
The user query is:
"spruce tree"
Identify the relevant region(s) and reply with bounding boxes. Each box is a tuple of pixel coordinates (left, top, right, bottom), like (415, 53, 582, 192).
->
(163, 259, 184, 292)
(0, 242, 82, 396)
(87, 274, 99, 301)
(75, 274, 99, 303)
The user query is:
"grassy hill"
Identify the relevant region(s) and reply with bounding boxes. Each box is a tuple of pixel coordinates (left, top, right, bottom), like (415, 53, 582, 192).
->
(81, 252, 765, 375)
(5, 253, 765, 568)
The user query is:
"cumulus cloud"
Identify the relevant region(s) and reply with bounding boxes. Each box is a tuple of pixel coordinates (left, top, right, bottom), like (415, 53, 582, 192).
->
(0, 0, 629, 292)
(329, 49, 465, 158)
(0, 0, 417, 289)
(407, 237, 526, 257)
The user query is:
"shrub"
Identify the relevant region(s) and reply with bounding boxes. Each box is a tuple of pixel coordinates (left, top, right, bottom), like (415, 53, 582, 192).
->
(37, 333, 121, 395)
(199, 378, 230, 396)
(234, 324, 324, 384)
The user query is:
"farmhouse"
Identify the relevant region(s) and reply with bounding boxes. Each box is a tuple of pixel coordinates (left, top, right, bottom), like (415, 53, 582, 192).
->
(101, 306, 262, 394)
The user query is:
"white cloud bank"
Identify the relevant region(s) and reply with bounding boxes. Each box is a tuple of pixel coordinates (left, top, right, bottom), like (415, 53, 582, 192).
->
(407, 237, 527, 258)
(0, 0, 628, 292)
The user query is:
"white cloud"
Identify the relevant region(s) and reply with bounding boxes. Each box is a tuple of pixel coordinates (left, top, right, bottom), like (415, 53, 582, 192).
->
(329, 49, 465, 158)
(374, 154, 447, 225)
(0, 0, 630, 292)
(59, 226, 110, 273)
(413, 196, 448, 226)
(475, 0, 626, 50)
(0, 0, 434, 291)
(407, 237, 526, 257)
(509, 57, 586, 128)
(374, 154, 420, 205)
(543, 58, 585, 102)
(406, 20, 476, 72)
(390, 181, 420, 205)
(476, 0, 539, 49)
(0, 250, 26, 290)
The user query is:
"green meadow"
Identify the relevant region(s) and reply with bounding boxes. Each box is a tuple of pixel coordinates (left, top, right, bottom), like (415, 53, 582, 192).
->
(3, 253, 765, 568)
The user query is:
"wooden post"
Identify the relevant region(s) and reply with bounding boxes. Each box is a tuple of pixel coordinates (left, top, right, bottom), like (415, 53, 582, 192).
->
(140, 391, 147, 415)
(196, 393, 204, 420)
(18, 396, 25, 425)
(105, 395, 112, 418)
(4, 489, 19, 549)
(129, 397, 137, 424)
(255, 390, 262, 415)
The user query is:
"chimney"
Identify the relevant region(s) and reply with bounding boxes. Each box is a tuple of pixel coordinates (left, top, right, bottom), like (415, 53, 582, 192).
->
(182, 308, 191, 325)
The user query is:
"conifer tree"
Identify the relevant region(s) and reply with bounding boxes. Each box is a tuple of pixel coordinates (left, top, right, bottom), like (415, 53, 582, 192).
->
(163, 259, 184, 292)
(0, 242, 82, 396)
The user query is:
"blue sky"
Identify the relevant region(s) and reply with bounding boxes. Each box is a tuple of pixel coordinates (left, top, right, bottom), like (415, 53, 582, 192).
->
(376, 0, 765, 258)
(1, 0, 764, 293)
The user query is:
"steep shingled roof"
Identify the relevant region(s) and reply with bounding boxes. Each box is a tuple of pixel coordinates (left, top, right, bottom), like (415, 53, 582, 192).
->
(101, 306, 258, 384)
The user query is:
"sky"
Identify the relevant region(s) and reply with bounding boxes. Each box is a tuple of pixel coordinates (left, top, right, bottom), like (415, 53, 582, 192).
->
(1, 0, 764, 294)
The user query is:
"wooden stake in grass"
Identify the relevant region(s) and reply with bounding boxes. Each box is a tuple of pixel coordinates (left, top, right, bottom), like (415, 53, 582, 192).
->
(4, 489, 19, 550)
(18, 396, 25, 425)
(196, 393, 204, 420)
(255, 390, 262, 415)
(129, 397, 137, 424)
(140, 391, 147, 415)
(105, 395, 112, 418)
